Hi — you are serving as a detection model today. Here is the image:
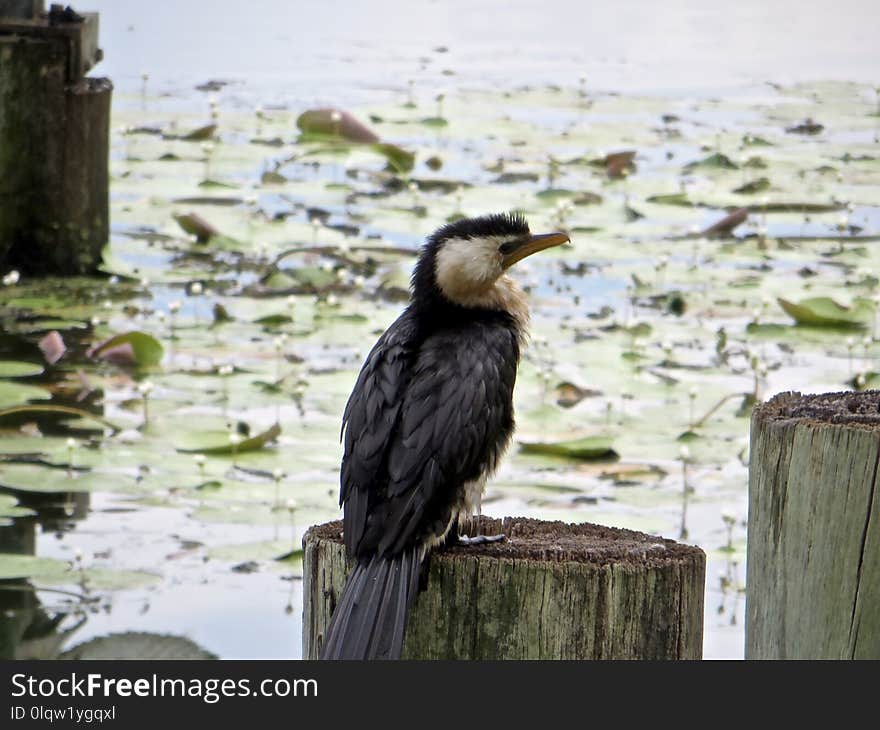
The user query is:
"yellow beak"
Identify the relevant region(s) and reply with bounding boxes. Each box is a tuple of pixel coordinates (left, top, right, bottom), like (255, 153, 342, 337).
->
(501, 231, 570, 269)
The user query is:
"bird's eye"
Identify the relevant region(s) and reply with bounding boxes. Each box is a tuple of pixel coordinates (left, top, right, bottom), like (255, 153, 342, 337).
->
(498, 240, 519, 254)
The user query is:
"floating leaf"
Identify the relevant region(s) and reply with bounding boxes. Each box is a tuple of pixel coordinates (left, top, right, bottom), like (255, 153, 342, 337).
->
(733, 177, 771, 194)
(647, 193, 695, 207)
(555, 382, 601, 408)
(0, 494, 35, 519)
(0, 381, 49, 409)
(173, 212, 219, 243)
(0, 463, 128, 493)
(87, 331, 164, 367)
(176, 123, 217, 141)
(207, 539, 299, 563)
(786, 118, 823, 135)
(519, 436, 618, 461)
(684, 153, 738, 170)
(372, 143, 415, 173)
(296, 108, 380, 143)
(61, 633, 217, 660)
(0, 405, 120, 434)
(0, 553, 66, 581)
(176, 422, 282, 455)
(38, 331, 66, 365)
(702, 207, 748, 238)
(0, 361, 43, 379)
(778, 297, 874, 328)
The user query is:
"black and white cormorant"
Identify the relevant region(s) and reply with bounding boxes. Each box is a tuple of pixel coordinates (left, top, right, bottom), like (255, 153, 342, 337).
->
(321, 212, 569, 660)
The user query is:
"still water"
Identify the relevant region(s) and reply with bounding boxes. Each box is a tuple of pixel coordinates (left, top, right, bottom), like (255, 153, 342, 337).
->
(3, 0, 878, 660)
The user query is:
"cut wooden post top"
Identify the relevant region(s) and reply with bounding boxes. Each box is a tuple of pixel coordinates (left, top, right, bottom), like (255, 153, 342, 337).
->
(306, 516, 703, 568)
(753, 390, 880, 430)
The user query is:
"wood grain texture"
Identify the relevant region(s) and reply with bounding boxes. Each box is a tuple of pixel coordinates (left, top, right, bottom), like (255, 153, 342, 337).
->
(304, 516, 705, 660)
(0, 33, 110, 275)
(747, 391, 880, 658)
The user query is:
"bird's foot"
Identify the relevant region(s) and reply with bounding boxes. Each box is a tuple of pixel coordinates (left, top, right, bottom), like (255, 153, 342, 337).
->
(455, 533, 506, 546)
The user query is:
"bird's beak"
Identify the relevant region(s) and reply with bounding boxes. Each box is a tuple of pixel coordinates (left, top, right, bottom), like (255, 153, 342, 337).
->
(501, 232, 570, 269)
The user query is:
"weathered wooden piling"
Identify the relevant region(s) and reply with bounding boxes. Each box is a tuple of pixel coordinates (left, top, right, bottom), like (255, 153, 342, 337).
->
(0, 2, 110, 275)
(303, 516, 706, 659)
(747, 391, 880, 659)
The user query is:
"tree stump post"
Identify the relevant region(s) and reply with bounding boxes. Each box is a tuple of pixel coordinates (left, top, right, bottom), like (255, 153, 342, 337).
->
(303, 516, 706, 660)
(747, 391, 880, 659)
(0, 3, 110, 275)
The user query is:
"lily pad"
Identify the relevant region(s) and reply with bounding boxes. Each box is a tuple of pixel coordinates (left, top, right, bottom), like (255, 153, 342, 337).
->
(296, 108, 380, 143)
(0, 405, 120, 433)
(87, 331, 164, 367)
(778, 297, 874, 328)
(176, 422, 282, 456)
(0, 494, 36, 519)
(60, 632, 217, 660)
(0, 361, 43, 379)
(0, 553, 66, 581)
(0, 463, 132, 494)
(519, 436, 618, 461)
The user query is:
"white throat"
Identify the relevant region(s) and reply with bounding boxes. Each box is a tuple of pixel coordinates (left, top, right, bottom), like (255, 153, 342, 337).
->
(434, 236, 530, 340)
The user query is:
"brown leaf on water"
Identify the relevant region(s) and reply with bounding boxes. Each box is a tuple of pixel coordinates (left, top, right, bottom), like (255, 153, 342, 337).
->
(701, 207, 748, 238)
(296, 108, 380, 143)
(786, 118, 823, 135)
(555, 382, 602, 408)
(595, 150, 637, 179)
(173, 212, 219, 243)
(177, 123, 217, 141)
(38, 331, 66, 365)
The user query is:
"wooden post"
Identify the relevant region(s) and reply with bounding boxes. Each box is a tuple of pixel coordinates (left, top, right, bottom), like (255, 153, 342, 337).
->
(746, 391, 880, 659)
(0, 4, 110, 275)
(303, 516, 706, 659)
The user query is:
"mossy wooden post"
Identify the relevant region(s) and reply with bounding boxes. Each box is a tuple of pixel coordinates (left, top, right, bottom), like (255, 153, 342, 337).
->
(303, 516, 706, 659)
(747, 391, 880, 659)
(0, 3, 110, 275)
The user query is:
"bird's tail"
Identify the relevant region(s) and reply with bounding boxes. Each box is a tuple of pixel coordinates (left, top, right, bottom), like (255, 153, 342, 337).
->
(320, 548, 422, 660)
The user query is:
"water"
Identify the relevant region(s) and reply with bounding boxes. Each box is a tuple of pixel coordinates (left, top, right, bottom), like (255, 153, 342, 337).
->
(2, 0, 879, 662)
(91, 0, 879, 101)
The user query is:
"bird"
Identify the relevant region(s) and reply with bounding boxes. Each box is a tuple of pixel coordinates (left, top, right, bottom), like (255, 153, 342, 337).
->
(320, 212, 569, 660)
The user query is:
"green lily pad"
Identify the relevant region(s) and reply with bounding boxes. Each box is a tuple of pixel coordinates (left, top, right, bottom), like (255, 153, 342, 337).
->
(372, 143, 415, 173)
(296, 108, 380, 143)
(88, 331, 164, 367)
(778, 297, 874, 328)
(733, 177, 771, 194)
(519, 436, 618, 461)
(684, 153, 738, 170)
(646, 193, 695, 207)
(0, 494, 36, 519)
(176, 422, 282, 456)
(207, 539, 300, 563)
(0, 361, 43, 379)
(0, 404, 120, 433)
(48, 567, 162, 591)
(60, 632, 217, 660)
(0, 553, 67, 581)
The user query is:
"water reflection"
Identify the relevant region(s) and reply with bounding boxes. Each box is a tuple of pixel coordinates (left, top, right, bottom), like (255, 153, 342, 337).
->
(0, 492, 89, 659)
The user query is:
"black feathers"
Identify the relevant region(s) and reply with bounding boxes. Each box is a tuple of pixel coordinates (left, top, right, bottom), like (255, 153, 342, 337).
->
(428, 211, 529, 246)
(323, 214, 527, 660)
(340, 310, 519, 559)
(320, 549, 421, 660)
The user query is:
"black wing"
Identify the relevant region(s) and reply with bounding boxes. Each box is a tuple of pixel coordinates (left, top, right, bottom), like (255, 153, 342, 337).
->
(340, 312, 418, 557)
(341, 315, 519, 558)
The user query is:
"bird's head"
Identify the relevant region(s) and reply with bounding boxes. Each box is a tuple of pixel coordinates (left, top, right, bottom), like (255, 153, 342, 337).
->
(411, 212, 569, 311)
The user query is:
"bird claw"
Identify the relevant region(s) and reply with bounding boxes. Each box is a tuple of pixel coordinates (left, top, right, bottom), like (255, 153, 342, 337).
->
(455, 533, 506, 546)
